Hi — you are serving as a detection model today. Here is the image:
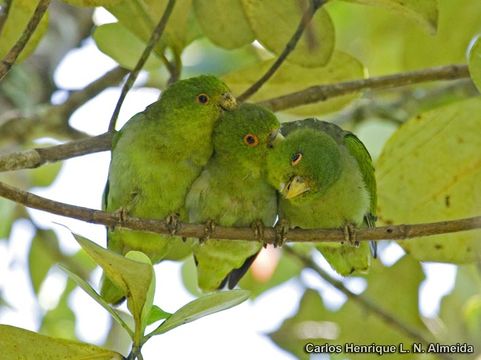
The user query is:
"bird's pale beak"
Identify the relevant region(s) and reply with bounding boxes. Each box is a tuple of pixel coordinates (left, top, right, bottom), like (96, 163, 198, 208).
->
(219, 92, 237, 111)
(267, 129, 284, 148)
(282, 176, 310, 199)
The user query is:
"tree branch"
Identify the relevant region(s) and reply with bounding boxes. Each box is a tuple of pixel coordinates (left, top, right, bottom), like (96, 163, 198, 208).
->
(0, 133, 113, 172)
(258, 64, 471, 112)
(0, 0, 51, 81)
(285, 248, 453, 360)
(0, 180, 480, 244)
(238, 0, 325, 102)
(108, 0, 176, 132)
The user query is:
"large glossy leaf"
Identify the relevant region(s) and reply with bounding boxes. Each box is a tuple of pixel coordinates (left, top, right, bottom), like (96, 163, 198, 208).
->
(468, 34, 481, 94)
(0, 0, 49, 63)
(0, 325, 123, 359)
(193, 0, 254, 49)
(0, 199, 16, 240)
(271, 256, 429, 359)
(377, 97, 481, 263)
(340, 0, 438, 34)
(93, 22, 164, 71)
(241, 0, 335, 67)
(223, 51, 365, 115)
(149, 289, 250, 336)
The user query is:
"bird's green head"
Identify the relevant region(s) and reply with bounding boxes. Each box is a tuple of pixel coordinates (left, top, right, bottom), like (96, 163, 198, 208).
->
(147, 75, 237, 120)
(266, 128, 342, 201)
(213, 103, 280, 169)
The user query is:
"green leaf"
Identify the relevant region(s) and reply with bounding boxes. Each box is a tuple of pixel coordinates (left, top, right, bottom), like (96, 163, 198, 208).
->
(106, 0, 201, 57)
(0, 199, 16, 240)
(149, 289, 250, 336)
(271, 256, 428, 359)
(468, 34, 481, 94)
(146, 305, 172, 326)
(239, 247, 303, 298)
(438, 265, 481, 348)
(62, 0, 121, 6)
(28, 229, 60, 295)
(93, 22, 164, 71)
(193, 0, 254, 49)
(0, 325, 123, 359)
(223, 51, 365, 115)
(0, 0, 49, 63)
(29, 161, 63, 188)
(241, 0, 335, 67)
(39, 284, 76, 340)
(377, 97, 481, 263)
(340, 0, 438, 34)
(59, 265, 134, 339)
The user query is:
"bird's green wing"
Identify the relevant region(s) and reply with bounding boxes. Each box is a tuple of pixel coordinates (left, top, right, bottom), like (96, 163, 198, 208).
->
(343, 133, 377, 222)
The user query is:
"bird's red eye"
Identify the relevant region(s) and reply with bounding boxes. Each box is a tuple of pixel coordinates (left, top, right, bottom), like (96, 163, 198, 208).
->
(291, 152, 302, 166)
(243, 134, 259, 147)
(196, 93, 209, 104)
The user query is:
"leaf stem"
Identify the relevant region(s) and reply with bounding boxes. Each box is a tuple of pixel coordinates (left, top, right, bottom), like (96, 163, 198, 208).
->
(238, 0, 326, 102)
(0, 0, 51, 81)
(107, 0, 177, 132)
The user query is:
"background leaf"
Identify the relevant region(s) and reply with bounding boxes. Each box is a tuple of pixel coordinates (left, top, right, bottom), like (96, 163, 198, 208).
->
(468, 34, 481, 93)
(377, 97, 481, 263)
(241, 0, 335, 67)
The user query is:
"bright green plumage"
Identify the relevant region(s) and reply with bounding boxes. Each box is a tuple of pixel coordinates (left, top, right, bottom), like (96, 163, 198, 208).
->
(185, 103, 280, 291)
(267, 118, 377, 276)
(102, 75, 236, 302)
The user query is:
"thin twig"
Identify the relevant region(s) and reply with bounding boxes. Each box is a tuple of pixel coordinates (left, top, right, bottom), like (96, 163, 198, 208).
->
(258, 64, 471, 112)
(0, 0, 12, 36)
(0, 133, 113, 172)
(0, 181, 480, 243)
(285, 248, 454, 360)
(107, 0, 176, 132)
(0, 0, 51, 80)
(238, 0, 325, 102)
(57, 66, 129, 119)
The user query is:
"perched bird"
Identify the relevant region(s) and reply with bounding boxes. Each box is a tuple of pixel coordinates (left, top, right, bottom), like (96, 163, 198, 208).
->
(101, 75, 237, 303)
(266, 119, 377, 276)
(185, 103, 280, 291)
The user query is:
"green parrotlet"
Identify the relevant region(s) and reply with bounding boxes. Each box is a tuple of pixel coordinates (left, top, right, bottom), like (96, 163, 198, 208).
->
(101, 75, 237, 303)
(185, 103, 280, 291)
(267, 118, 377, 276)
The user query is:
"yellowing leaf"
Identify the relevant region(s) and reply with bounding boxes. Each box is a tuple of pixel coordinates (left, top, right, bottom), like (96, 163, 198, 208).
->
(377, 97, 481, 263)
(241, 0, 335, 67)
(0, 325, 122, 359)
(93, 23, 164, 70)
(340, 0, 438, 34)
(468, 34, 481, 94)
(223, 51, 365, 115)
(193, 0, 254, 49)
(72, 233, 153, 338)
(0, 0, 49, 63)
(402, 0, 481, 69)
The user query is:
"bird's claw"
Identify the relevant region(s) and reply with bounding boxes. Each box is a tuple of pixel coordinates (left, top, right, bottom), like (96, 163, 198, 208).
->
(166, 213, 181, 236)
(273, 219, 290, 248)
(200, 219, 216, 244)
(343, 223, 359, 247)
(251, 220, 265, 245)
(113, 207, 129, 230)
